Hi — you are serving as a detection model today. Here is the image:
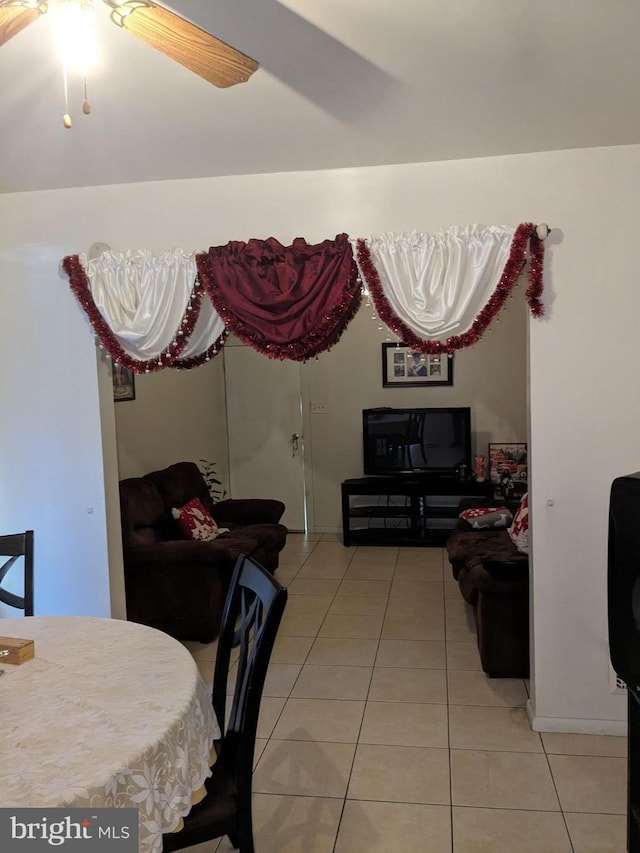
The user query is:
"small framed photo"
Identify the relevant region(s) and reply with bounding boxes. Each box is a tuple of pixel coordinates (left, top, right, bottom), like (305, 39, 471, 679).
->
(489, 442, 528, 497)
(382, 343, 453, 388)
(113, 364, 136, 402)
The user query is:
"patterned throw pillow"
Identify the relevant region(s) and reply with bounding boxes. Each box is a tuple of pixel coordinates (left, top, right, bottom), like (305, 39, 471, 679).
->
(459, 506, 513, 529)
(171, 498, 228, 542)
(507, 493, 529, 554)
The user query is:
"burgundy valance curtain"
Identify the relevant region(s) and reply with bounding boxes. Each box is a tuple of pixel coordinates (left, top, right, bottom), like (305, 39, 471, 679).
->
(196, 234, 361, 361)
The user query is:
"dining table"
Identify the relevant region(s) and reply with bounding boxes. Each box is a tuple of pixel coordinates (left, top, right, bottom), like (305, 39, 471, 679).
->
(0, 615, 220, 853)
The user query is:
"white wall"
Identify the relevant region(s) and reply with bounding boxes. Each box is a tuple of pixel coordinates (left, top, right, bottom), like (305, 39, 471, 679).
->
(1, 144, 637, 733)
(114, 357, 229, 487)
(525, 148, 640, 734)
(0, 218, 115, 617)
(305, 297, 527, 530)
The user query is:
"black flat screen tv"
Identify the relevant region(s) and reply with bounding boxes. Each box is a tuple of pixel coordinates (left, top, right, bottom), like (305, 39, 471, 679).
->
(362, 407, 472, 476)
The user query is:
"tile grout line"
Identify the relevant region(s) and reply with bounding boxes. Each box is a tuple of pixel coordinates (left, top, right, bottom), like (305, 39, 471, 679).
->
(266, 537, 331, 737)
(279, 537, 351, 853)
(330, 544, 400, 853)
(539, 726, 577, 852)
(441, 546, 456, 853)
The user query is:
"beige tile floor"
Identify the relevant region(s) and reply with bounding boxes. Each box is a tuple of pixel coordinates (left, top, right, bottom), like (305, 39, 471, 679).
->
(187, 534, 628, 853)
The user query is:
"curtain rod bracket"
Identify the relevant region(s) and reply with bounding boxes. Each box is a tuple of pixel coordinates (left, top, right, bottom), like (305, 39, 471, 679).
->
(88, 242, 112, 260)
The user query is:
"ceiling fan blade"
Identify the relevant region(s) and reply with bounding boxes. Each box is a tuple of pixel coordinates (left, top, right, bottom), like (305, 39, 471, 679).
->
(0, 6, 39, 47)
(106, 1, 259, 88)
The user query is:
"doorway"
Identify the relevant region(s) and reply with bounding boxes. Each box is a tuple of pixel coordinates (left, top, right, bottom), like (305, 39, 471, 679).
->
(223, 344, 309, 532)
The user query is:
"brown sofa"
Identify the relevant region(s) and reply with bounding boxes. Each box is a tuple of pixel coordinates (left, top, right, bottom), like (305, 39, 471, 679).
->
(446, 497, 529, 678)
(119, 461, 287, 643)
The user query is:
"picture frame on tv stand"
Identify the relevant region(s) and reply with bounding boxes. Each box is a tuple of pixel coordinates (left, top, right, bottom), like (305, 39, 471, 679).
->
(382, 343, 454, 388)
(489, 442, 527, 499)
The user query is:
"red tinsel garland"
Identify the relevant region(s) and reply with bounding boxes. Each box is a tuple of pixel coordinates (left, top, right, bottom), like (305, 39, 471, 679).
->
(525, 230, 545, 318)
(355, 223, 544, 354)
(62, 254, 225, 373)
(171, 332, 228, 370)
(196, 255, 362, 362)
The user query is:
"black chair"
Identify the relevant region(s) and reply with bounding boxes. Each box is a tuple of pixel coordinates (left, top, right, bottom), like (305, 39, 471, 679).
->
(0, 531, 34, 616)
(163, 553, 287, 853)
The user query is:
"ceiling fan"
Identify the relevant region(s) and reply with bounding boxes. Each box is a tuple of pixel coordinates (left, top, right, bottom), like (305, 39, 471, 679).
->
(0, 0, 259, 89)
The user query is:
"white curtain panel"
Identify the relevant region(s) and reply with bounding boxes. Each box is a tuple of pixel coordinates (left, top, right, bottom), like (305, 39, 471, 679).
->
(175, 292, 225, 360)
(80, 249, 225, 360)
(354, 226, 517, 339)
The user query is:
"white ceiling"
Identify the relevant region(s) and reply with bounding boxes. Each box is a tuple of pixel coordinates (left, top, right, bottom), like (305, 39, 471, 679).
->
(2, 0, 640, 195)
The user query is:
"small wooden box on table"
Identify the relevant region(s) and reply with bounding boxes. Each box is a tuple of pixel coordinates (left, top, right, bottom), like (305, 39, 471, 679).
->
(341, 476, 493, 547)
(0, 635, 35, 664)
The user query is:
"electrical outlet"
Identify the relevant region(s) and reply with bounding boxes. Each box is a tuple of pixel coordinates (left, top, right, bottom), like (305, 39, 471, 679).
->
(311, 402, 328, 414)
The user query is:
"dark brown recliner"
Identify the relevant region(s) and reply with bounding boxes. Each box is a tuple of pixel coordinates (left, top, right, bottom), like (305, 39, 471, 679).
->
(119, 462, 287, 643)
(446, 497, 529, 678)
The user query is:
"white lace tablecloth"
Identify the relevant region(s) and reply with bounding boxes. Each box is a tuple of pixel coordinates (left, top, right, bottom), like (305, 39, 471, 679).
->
(0, 616, 220, 853)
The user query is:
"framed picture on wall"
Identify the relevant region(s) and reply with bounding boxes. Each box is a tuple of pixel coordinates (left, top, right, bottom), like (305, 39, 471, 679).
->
(113, 364, 136, 402)
(488, 442, 527, 497)
(381, 343, 453, 388)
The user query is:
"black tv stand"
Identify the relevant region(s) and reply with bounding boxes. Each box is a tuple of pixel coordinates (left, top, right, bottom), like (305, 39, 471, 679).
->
(341, 475, 492, 547)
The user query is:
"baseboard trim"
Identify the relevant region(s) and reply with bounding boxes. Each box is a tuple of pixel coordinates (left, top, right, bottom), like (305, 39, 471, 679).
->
(526, 699, 627, 736)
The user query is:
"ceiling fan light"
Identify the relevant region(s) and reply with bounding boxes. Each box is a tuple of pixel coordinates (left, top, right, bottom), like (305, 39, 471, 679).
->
(49, 0, 96, 74)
